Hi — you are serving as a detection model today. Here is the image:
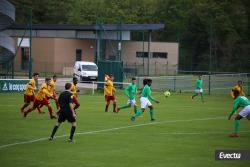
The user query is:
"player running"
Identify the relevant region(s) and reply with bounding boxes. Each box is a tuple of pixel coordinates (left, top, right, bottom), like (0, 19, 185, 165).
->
(23, 77, 57, 119)
(20, 73, 39, 113)
(191, 75, 204, 102)
(49, 83, 77, 142)
(117, 77, 138, 114)
(228, 89, 250, 137)
(47, 75, 59, 109)
(131, 78, 159, 121)
(104, 74, 117, 113)
(231, 80, 245, 99)
(71, 77, 80, 110)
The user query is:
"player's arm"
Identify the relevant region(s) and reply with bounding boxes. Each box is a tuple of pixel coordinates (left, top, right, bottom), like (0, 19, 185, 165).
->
(27, 83, 36, 91)
(69, 95, 76, 117)
(124, 85, 130, 98)
(42, 88, 53, 97)
(104, 85, 111, 94)
(147, 87, 159, 103)
(228, 100, 239, 120)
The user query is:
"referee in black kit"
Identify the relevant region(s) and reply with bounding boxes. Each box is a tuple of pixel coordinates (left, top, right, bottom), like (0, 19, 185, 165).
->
(49, 83, 77, 142)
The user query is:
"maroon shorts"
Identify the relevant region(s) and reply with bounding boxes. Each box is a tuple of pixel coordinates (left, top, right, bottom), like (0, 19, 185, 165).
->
(105, 95, 116, 102)
(33, 98, 49, 108)
(24, 94, 35, 103)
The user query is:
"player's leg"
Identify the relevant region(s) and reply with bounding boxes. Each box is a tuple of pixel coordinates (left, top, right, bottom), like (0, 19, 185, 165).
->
(49, 122, 62, 140)
(118, 99, 132, 112)
(21, 95, 30, 112)
(112, 96, 117, 113)
(148, 105, 155, 121)
(43, 98, 56, 119)
(229, 114, 243, 137)
(105, 96, 110, 112)
(23, 99, 39, 117)
(191, 93, 198, 99)
(200, 93, 204, 102)
(230, 105, 250, 137)
(54, 96, 60, 110)
(69, 122, 76, 142)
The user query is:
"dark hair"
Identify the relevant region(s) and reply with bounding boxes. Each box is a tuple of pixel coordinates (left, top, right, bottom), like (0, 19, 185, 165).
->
(132, 77, 136, 81)
(53, 75, 57, 79)
(233, 89, 240, 99)
(65, 83, 72, 90)
(73, 77, 78, 81)
(143, 79, 148, 86)
(33, 73, 39, 76)
(45, 77, 51, 82)
(109, 74, 113, 77)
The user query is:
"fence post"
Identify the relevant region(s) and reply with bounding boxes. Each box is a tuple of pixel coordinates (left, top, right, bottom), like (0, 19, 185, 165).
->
(173, 75, 176, 92)
(92, 81, 95, 95)
(155, 62, 157, 75)
(208, 73, 211, 95)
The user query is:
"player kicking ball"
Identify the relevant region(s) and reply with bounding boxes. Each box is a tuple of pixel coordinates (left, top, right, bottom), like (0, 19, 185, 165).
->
(228, 89, 250, 137)
(49, 83, 77, 142)
(117, 77, 138, 114)
(131, 78, 159, 121)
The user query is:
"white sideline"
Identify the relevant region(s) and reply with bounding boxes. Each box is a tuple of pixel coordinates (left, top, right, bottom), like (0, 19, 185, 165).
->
(0, 116, 226, 150)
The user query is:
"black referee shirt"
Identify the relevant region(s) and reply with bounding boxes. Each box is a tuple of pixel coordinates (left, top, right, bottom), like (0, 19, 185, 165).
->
(58, 90, 73, 113)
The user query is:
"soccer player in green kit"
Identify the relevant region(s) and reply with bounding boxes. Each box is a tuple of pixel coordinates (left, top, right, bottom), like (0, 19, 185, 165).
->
(131, 78, 159, 121)
(228, 89, 250, 137)
(117, 77, 138, 114)
(191, 75, 204, 102)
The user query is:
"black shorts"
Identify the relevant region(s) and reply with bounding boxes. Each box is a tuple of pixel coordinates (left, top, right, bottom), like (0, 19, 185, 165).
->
(58, 110, 76, 123)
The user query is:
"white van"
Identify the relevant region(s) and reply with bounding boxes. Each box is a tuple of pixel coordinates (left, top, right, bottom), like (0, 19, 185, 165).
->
(73, 61, 98, 81)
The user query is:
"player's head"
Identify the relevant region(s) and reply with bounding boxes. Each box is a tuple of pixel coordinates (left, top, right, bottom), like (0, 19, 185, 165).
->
(233, 89, 240, 99)
(32, 73, 39, 81)
(131, 77, 136, 84)
(237, 80, 242, 86)
(198, 75, 202, 80)
(45, 77, 51, 85)
(147, 79, 152, 86)
(109, 74, 114, 81)
(73, 77, 78, 84)
(143, 78, 147, 86)
(52, 75, 57, 82)
(65, 83, 72, 90)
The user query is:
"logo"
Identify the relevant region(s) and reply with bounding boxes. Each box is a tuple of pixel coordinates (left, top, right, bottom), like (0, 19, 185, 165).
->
(2, 83, 8, 91)
(215, 150, 250, 160)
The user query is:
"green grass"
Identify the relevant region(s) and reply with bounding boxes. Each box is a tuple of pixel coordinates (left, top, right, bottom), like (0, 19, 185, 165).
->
(0, 91, 249, 167)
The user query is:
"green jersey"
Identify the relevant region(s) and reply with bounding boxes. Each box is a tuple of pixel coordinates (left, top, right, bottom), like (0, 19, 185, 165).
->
(231, 96, 250, 115)
(195, 79, 202, 89)
(124, 83, 137, 100)
(141, 85, 156, 102)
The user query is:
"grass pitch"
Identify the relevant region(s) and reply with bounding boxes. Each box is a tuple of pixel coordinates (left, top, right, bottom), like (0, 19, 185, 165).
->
(0, 91, 249, 167)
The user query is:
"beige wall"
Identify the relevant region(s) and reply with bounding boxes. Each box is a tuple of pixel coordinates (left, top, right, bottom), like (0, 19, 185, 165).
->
(106, 41, 179, 75)
(14, 38, 178, 75)
(54, 38, 95, 72)
(14, 38, 95, 73)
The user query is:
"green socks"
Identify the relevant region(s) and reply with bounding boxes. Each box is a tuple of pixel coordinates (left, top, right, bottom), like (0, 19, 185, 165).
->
(149, 108, 155, 120)
(134, 109, 142, 117)
(119, 104, 130, 110)
(234, 120, 240, 134)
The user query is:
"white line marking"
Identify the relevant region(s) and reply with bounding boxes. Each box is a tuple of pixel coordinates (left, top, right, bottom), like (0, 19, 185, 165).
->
(0, 116, 226, 150)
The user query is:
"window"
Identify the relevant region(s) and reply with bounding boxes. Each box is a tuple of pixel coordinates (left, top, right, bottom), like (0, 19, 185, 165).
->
(21, 47, 29, 70)
(76, 49, 82, 61)
(82, 65, 98, 71)
(152, 52, 168, 59)
(136, 52, 148, 58)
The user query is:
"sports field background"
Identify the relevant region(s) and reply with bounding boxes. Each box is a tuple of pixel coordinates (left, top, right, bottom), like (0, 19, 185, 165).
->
(0, 91, 249, 167)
